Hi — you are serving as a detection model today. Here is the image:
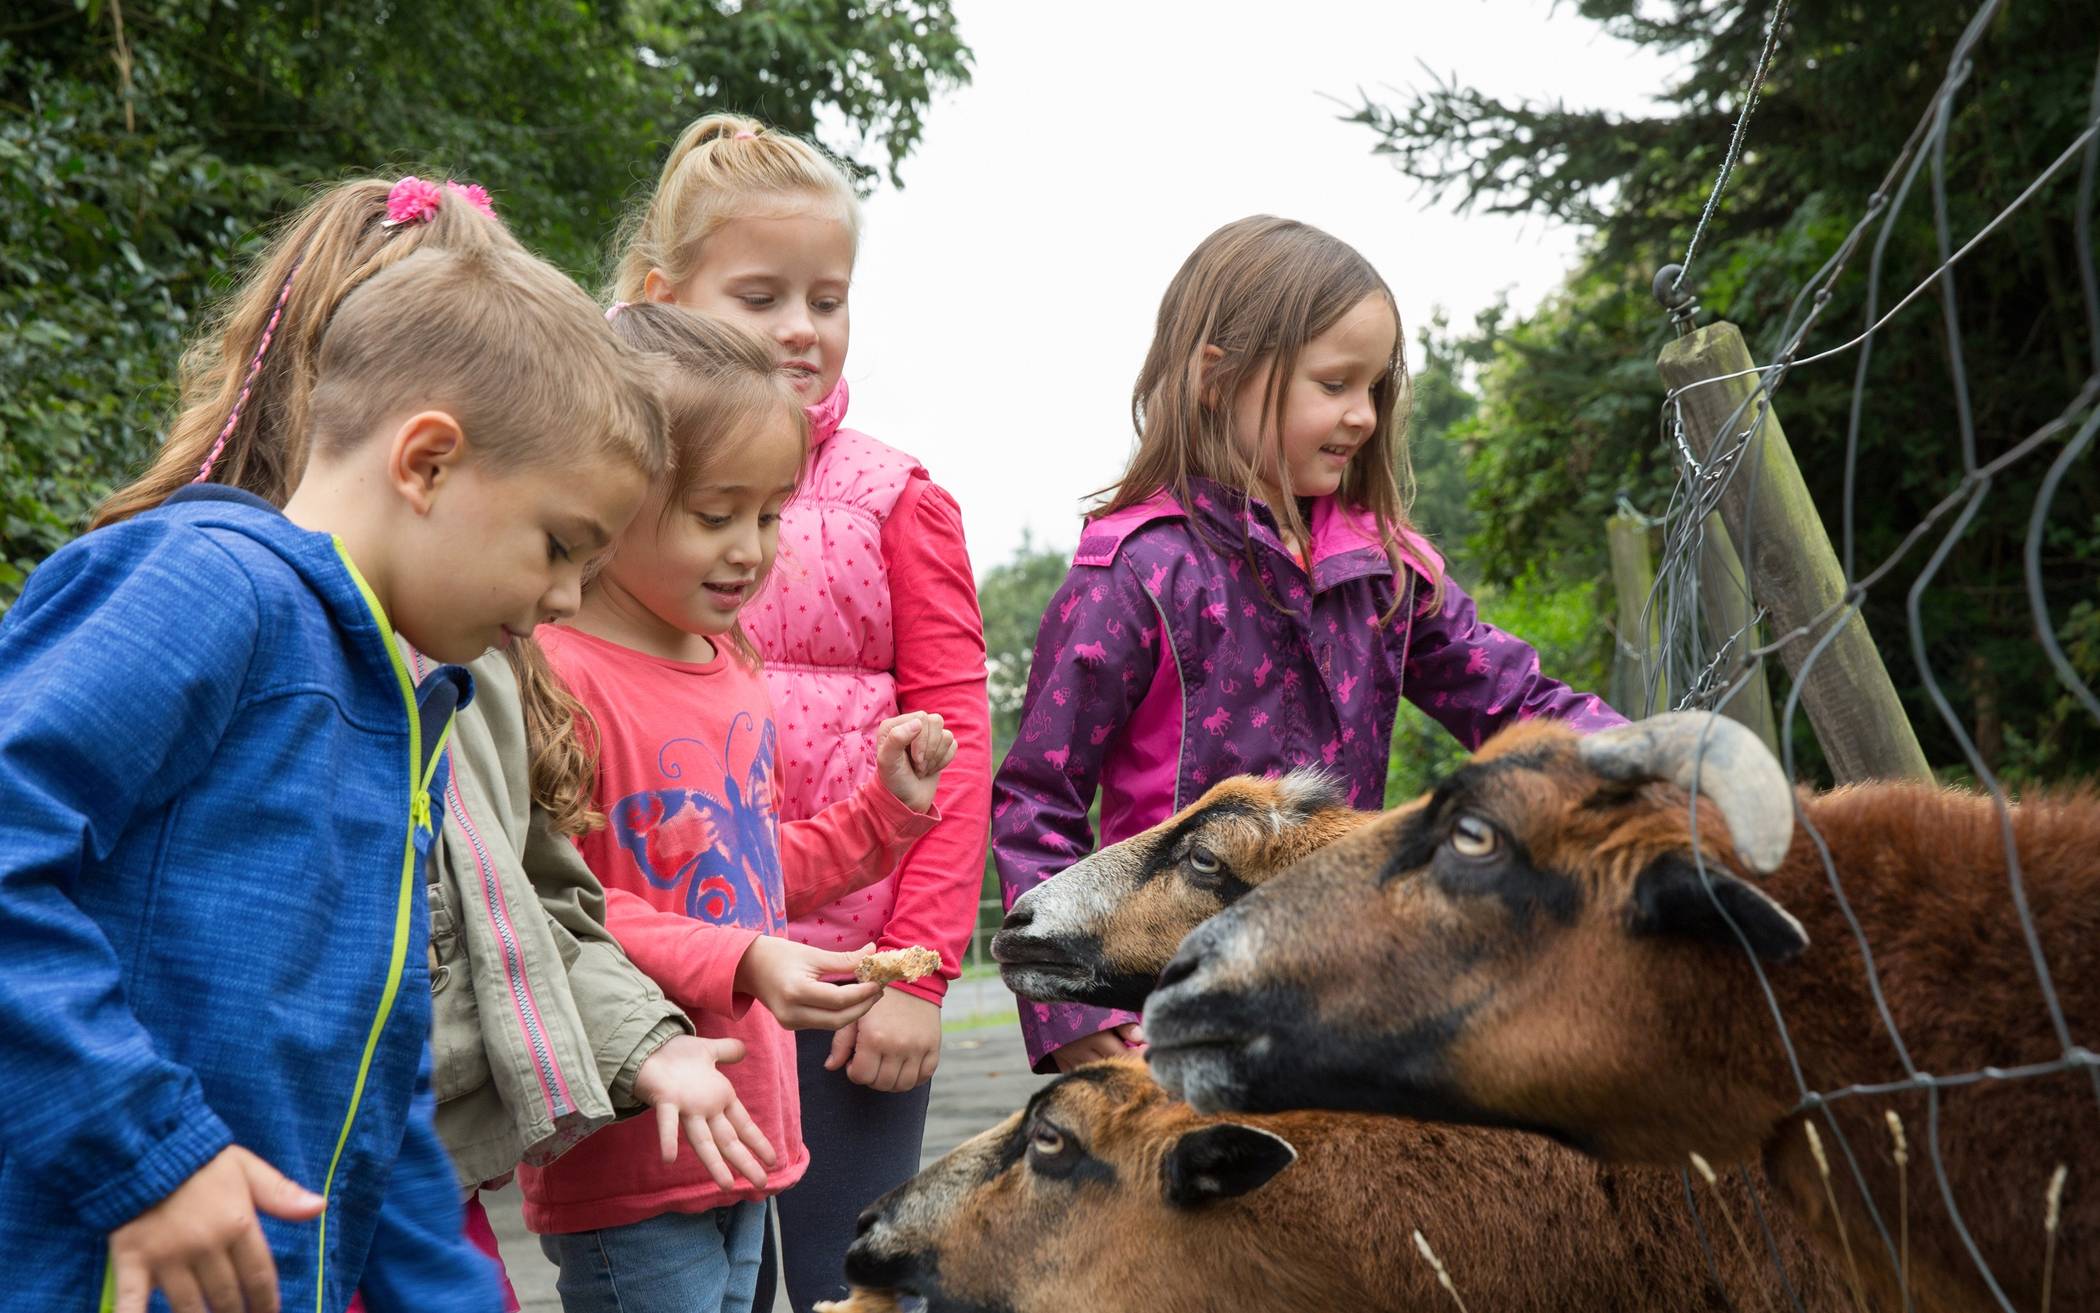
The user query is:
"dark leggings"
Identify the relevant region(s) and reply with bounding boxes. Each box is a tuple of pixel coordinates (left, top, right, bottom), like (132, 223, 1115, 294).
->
(753, 1027, 933, 1312)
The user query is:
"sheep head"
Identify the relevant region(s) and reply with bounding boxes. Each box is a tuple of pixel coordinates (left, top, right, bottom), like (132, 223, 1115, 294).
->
(844, 1057, 1298, 1313)
(1143, 712, 1806, 1164)
(992, 771, 1370, 1010)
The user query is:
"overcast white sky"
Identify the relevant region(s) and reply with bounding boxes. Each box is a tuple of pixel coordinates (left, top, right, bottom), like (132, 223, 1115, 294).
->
(838, 2, 1683, 573)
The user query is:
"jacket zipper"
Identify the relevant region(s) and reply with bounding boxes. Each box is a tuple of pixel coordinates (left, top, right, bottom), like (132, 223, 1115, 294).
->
(409, 648, 577, 1123)
(439, 748, 578, 1120)
(311, 543, 439, 1312)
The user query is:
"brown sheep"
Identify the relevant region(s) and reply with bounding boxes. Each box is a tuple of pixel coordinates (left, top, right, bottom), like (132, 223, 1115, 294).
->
(989, 767, 1848, 1311)
(836, 1056, 1848, 1313)
(1143, 711, 2100, 1313)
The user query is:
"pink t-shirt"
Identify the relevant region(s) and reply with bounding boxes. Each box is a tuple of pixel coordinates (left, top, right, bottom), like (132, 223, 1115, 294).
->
(515, 625, 934, 1234)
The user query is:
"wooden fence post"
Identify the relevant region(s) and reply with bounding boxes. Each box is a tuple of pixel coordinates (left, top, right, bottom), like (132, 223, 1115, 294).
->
(1606, 510, 1666, 717)
(1693, 513, 1782, 756)
(1656, 322, 1931, 783)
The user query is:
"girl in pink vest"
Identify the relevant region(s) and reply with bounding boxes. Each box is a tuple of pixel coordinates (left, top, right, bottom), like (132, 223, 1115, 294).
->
(610, 114, 992, 1313)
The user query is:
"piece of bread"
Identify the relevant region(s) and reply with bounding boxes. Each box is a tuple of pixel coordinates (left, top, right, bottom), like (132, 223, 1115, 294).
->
(814, 1292, 905, 1313)
(854, 945, 941, 985)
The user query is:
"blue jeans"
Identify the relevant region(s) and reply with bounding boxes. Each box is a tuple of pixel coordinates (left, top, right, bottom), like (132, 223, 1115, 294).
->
(540, 1203, 768, 1313)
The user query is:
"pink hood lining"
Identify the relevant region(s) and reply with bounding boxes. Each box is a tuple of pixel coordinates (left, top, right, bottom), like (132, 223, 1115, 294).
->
(1077, 487, 1442, 581)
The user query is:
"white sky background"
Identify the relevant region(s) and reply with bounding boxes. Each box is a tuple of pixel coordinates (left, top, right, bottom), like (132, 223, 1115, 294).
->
(839, 1, 1685, 574)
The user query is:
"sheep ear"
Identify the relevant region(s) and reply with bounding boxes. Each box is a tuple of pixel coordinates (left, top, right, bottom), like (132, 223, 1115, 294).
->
(1629, 853, 1807, 963)
(1161, 1124, 1298, 1209)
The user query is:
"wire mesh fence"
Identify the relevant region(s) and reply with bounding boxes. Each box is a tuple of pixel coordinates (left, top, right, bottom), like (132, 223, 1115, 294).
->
(1630, 0, 2099, 1305)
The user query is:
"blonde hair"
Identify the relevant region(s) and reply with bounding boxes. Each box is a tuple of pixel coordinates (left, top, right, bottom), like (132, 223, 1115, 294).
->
(97, 175, 669, 837)
(1107, 215, 1433, 611)
(604, 301, 810, 664)
(608, 112, 860, 303)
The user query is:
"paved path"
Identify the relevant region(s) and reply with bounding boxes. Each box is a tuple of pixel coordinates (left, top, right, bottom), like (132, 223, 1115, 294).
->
(485, 996, 1052, 1311)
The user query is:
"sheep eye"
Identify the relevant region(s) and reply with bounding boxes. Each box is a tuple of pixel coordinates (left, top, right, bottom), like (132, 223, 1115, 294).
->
(1450, 814, 1500, 859)
(1030, 1125, 1067, 1157)
(1186, 846, 1221, 876)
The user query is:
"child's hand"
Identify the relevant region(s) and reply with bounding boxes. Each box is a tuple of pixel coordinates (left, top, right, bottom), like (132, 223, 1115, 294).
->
(1049, 1022, 1145, 1073)
(107, 1144, 326, 1313)
(733, 936, 884, 1030)
(633, 1034, 777, 1190)
(872, 712, 956, 814)
(825, 988, 943, 1092)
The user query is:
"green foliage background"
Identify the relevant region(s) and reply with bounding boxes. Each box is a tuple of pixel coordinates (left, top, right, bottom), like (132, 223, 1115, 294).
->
(3, 0, 969, 602)
(1351, 0, 2099, 787)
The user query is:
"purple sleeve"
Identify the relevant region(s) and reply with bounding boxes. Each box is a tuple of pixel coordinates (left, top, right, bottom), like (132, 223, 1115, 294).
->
(1403, 573, 1627, 749)
(992, 559, 1157, 1071)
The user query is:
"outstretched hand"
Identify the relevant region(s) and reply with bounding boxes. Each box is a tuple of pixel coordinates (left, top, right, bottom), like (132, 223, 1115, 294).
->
(633, 1034, 777, 1190)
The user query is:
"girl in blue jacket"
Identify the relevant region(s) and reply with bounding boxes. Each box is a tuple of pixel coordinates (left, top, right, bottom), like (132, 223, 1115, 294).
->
(0, 185, 664, 1313)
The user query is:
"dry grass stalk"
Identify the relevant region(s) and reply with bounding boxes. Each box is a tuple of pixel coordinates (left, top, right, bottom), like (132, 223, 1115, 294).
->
(1690, 1152, 1776, 1313)
(1805, 1120, 1871, 1313)
(1412, 1228, 1472, 1313)
(1886, 1110, 1910, 1308)
(2041, 1163, 2068, 1313)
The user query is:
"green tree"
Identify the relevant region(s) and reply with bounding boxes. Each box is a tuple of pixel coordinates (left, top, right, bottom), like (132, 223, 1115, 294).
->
(1350, 0, 2099, 784)
(978, 530, 1077, 753)
(1387, 316, 1610, 802)
(2, 0, 970, 603)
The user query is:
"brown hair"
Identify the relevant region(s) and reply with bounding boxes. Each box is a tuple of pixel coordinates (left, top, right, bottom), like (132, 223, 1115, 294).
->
(1107, 215, 1432, 609)
(96, 175, 667, 837)
(603, 302, 809, 663)
(608, 112, 860, 303)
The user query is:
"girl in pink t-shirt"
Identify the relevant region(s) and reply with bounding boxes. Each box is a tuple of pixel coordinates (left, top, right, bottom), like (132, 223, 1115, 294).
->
(523, 303, 955, 1313)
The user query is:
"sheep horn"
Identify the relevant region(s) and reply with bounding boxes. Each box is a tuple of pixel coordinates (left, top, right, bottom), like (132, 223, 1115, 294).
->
(1577, 712, 1795, 874)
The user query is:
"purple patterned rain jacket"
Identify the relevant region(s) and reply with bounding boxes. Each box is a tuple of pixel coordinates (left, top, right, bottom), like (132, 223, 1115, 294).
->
(991, 479, 1626, 1069)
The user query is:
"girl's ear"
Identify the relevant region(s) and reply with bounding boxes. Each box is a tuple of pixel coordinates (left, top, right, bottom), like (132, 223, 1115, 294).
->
(1194, 344, 1225, 409)
(641, 269, 678, 304)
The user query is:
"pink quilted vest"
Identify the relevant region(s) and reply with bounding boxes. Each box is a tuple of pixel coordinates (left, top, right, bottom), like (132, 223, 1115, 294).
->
(741, 380, 925, 950)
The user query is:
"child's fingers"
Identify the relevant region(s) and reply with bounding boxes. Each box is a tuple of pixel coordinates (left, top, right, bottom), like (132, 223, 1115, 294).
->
(157, 1267, 207, 1313)
(873, 1050, 908, 1093)
(793, 978, 883, 1012)
(230, 1220, 282, 1313)
(808, 945, 876, 980)
(110, 1256, 149, 1313)
(877, 715, 924, 758)
(702, 1036, 747, 1067)
(726, 1097, 777, 1167)
(685, 1114, 735, 1192)
(194, 1248, 244, 1313)
(656, 1100, 682, 1165)
(824, 1021, 859, 1071)
(241, 1152, 326, 1222)
(905, 713, 944, 772)
(714, 1112, 771, 1190)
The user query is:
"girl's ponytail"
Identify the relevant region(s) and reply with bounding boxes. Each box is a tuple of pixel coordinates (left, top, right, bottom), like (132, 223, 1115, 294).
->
(607, 113, 859, 304)
(94, 177, 512, 527)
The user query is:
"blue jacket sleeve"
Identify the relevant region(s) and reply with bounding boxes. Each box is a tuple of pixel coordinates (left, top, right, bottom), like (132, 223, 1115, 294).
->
(0, 523, 256, 1228)
(354, 1045, 504, 1313)
(991, 559, 1156, 1070)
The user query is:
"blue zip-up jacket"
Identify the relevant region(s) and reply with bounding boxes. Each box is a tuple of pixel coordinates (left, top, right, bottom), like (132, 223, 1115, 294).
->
(0, 486, 500, 1312)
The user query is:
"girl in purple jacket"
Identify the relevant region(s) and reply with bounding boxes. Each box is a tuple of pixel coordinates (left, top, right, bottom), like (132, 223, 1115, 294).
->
(992, 215, 1627, 1073)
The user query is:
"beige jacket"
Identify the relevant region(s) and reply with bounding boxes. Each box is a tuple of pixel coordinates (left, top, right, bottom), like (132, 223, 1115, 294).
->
(410, 646, 689, 1187)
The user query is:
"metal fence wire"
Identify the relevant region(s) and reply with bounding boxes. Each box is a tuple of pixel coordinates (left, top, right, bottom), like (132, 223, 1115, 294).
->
(1632, 0, 2100, 1307)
